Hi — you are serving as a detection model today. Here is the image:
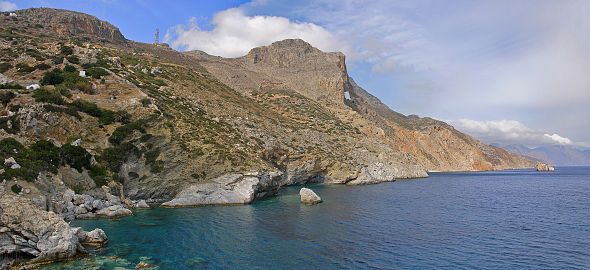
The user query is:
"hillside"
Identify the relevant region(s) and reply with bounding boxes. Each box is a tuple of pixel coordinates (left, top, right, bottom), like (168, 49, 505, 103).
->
(0, 8, 533, 210)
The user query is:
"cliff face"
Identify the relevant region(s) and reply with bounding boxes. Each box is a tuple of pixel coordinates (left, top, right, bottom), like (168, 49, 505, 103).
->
(0, 8, 532, 212)
(188, 39, 533, 172)
(14, 8, 126, 43)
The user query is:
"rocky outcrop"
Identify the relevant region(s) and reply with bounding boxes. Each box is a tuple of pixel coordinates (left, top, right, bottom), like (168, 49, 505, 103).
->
(134, 200, 150, 209)
(96, 205, 133, 218)
(75, 228, 107, 246)
(299, 188, 322, 205)
(0, 194, 106, 268)
(162, 172, 284, 207)
(535, 163, 555, 171)
(16, 8, 126, 43)
(50, 188, 133, 220)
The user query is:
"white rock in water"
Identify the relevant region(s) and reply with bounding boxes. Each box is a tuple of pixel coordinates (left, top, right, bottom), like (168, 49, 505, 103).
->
(300, 188, 322, 205)
(96, 205, 132, 218)
(134, 200, 150, 209)
(84, 228, 108, 245)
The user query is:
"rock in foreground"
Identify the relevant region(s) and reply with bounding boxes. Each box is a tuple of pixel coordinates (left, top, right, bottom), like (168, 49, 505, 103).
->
(0, 194, 105, 268)
(300, 188, 322, 205)
(535, 163, 555, 171)
(162, 172, 283, 207)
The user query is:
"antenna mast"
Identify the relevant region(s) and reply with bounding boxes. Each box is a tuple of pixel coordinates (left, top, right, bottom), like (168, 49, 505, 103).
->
(154, 28, 159, 46)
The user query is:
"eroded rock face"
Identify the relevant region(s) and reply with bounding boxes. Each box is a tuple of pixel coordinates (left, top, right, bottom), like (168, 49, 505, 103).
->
(0, 194, 83, 268)
(17, 8, 126, 43)
(535, 163, 555, 171)
(162, 172, 284, 207)
(300, 188, 322, 205)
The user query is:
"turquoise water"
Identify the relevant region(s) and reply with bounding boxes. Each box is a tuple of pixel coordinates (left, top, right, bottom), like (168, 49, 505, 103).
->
(44, 167, 590, 269)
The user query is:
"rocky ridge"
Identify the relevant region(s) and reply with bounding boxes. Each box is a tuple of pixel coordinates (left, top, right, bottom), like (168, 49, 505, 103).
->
(0, 7, 531, 212)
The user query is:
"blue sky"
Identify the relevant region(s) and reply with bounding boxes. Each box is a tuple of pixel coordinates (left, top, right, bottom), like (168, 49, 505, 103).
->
(3, 0, 589, 147)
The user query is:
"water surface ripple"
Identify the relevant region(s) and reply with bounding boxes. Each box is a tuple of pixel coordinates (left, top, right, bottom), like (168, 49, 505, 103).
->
(44, 167, 590, 269)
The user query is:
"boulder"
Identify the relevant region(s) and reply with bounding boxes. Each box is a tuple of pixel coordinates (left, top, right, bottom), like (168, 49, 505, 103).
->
(96, 205, 132, 218)
(3, 157, 16, 166)
(299, 188, 322, 205)
(134, 200, 150, 209)
(162, 172, 283, 207)
(0, 194, 87, 267)
(80, 229, 107, 245)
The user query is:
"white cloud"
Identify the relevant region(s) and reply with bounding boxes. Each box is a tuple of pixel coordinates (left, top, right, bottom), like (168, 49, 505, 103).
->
(449, 119, 586, 147)
(0, 1, 16, 12)
(166, 8, 342, 57)
(244, 0, 590, 143)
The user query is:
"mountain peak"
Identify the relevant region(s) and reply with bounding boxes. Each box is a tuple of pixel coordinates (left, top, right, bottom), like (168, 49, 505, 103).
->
(14, 8, 126, 43)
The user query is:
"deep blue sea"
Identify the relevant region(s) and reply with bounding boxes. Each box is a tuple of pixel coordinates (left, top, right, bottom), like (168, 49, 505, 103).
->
(44, 167, 590, 269)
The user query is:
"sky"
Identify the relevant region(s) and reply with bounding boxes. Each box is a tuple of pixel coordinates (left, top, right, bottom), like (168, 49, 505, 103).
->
(3, 0, 589, 148)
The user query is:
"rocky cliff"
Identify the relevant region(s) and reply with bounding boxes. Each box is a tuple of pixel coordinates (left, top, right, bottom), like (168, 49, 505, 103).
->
(0, 8, 532, 215)
(188, 39, 533, 173)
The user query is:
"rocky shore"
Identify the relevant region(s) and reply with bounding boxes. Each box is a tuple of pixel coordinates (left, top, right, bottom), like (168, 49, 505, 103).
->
(0, 194, 107, 269)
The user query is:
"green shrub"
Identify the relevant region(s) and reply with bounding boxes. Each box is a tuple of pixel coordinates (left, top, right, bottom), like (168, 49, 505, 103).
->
(52, 56, 64, 65)
(88, 165, 108, 187)
(25, 48, 46, 61)
(29, 140, 61, 173)
(63, 65, 77, 73)
(70, 100, 128, 125)
(43, 104, 80, 118)
(34, 63, 51, 70)
(71, 99, 102, 117)
(0, 138, 25, 156)
(60, 46, 73, 56)
(66, 55, 80, 64)
(33, 88, 65, 105)
(41, 69, 65, 85)
(144, 148, 163, 173)
(11, 184, 22, 194)
(109, 120, 146, 145)
(86, 67, 109, 79)
(0, 62, 11, 73)
(0, 91, 16, 105)
(15, 63, 36, 73)
(59, 144, 92, 172)
(140, 98, 151, 107)
(0, 83, 23, 90)
(0, 115, 20, 134)
(101, 142, 139, 172)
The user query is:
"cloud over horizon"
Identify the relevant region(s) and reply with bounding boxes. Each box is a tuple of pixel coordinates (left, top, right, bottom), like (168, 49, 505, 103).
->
(0, 1, 16, 12)
(166, 8, 342, 57)
(164, 0, 590, 145)
(449, 119, 587, 147)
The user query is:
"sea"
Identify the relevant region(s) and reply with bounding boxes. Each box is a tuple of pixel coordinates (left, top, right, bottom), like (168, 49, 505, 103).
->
(42, 167, 590, 269)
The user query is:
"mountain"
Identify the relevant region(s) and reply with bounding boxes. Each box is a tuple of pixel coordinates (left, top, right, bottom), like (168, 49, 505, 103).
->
(503, 144, 590, 166)
(0, 8, 535, 266)
(188, 39, 532, 172)
(0, 8, 533, 207)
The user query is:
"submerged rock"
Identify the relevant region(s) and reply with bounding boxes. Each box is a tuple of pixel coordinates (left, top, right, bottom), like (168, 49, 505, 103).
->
(299, 188, 322, 205)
